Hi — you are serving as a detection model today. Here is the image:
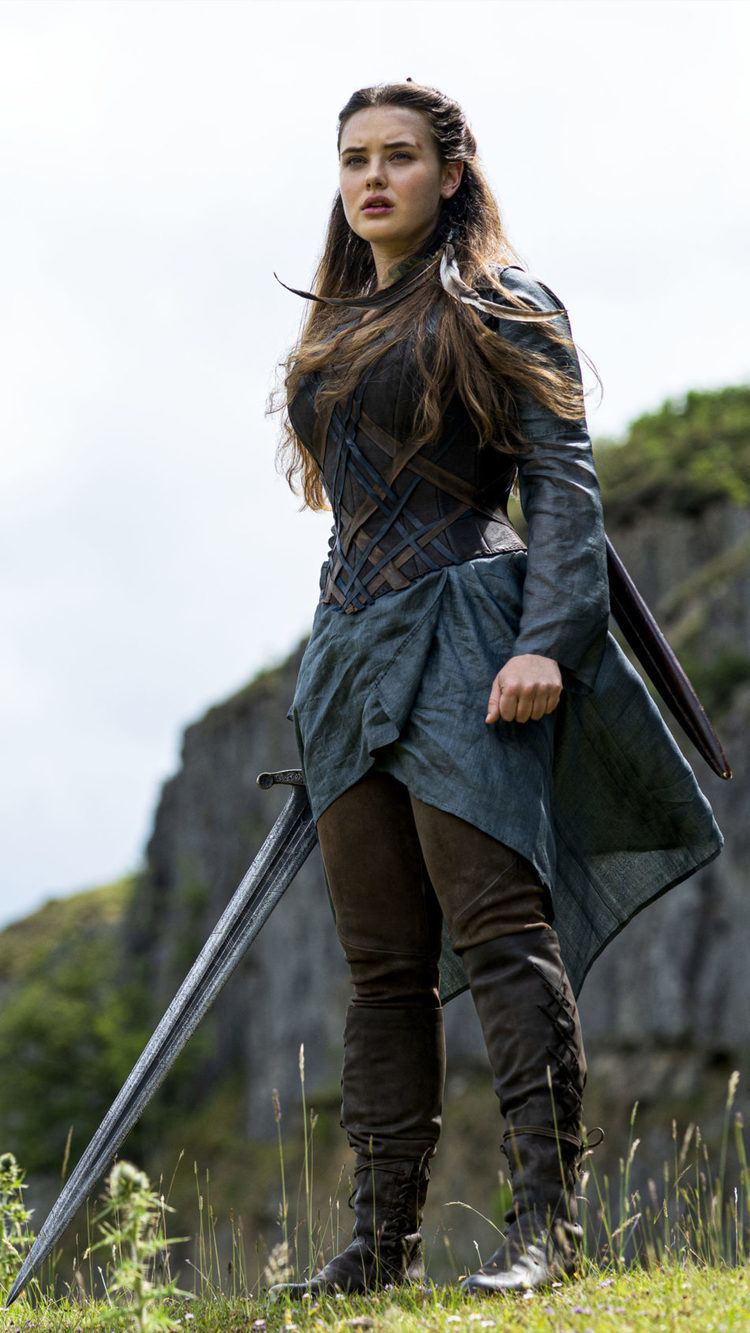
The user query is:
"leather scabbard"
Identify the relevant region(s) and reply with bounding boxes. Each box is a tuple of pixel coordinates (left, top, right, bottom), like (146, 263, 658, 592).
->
(605, 536, 732, 780)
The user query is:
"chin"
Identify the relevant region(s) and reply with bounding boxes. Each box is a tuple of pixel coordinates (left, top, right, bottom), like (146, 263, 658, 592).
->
(357, 217, 400, 236)
(358, 220, 417, 246)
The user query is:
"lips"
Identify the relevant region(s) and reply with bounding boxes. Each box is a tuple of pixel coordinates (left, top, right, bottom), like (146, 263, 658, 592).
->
(362, 196, 393, 212)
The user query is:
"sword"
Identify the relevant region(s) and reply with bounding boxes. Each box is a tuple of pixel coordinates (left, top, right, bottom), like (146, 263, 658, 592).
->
(4, 769, 317, 1310)
(5, 543, 730, 1308)
(605, 535, 731, 780)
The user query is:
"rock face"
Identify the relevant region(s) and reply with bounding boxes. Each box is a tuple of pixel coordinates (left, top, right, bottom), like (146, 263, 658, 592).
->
(115, 494, 750, 1281)
(122, 496, 750, 1150)
(5, 387, 750, 1288)
(4, 499, 749, 1288)
(577, 501, 750, 1054)
(123, 653, 354, 1141)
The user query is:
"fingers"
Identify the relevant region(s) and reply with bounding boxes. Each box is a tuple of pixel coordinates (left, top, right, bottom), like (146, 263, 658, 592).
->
(532, 688, 563, 722)
(508, 686, 559, 723)
(485, 680, 563, 725)
(485, 656, 564, 726)
(508, 683, 536, 724)
(485, 674, 504, 725)
(531, 690, 555, 722)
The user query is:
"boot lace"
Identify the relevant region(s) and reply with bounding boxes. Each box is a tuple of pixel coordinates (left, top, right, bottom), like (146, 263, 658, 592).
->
(529, 955, 587, 1131)
(347, 1158, 430, 1245)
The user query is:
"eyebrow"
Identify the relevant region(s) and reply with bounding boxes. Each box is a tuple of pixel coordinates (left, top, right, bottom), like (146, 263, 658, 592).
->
(340, 139, 420, 156)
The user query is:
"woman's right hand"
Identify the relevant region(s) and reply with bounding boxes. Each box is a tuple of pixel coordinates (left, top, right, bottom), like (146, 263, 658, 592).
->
(485, 653, 562, 725)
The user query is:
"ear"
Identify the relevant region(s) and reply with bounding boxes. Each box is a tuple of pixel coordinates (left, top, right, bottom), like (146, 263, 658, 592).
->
(440, 160, 464, 200)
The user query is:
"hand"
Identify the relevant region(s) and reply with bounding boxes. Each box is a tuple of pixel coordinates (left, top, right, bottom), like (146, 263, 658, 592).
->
(485, 654, 563, 725)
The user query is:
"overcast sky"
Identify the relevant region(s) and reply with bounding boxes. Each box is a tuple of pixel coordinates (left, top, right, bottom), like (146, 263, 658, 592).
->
(1, 0, 747, 931)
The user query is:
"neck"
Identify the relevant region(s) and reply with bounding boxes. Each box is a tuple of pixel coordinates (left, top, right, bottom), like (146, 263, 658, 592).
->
(370, 219, 443, 289)
(377, 250, 429, 290)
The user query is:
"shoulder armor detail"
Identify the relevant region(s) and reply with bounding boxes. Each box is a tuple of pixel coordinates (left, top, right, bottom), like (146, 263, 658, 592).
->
(495, 265, 568, 316)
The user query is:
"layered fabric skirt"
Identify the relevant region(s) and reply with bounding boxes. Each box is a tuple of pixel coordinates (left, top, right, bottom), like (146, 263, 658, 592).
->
(287, 550, 724, 1005)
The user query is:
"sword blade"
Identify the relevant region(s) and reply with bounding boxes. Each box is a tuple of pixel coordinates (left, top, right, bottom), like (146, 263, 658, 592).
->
(5, 778, 317, 1309)
(606, 535, 732, 780)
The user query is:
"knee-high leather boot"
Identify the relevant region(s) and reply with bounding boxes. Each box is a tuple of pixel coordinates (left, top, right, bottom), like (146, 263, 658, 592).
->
(269, 1002, 445, 1297)
(458, 929, 603, 1294)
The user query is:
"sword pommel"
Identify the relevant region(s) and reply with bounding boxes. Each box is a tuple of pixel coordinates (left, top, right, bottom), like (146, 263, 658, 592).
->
(256, 768, 306, 789)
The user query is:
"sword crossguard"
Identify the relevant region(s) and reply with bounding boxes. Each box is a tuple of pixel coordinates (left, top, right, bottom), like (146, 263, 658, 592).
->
(256, 768, 307, 790)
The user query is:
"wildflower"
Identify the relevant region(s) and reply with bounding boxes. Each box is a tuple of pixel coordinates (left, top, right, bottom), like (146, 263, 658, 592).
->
(261, 1239, 293, 1289)
(0, 1152, 36, 1292)
(83, 1158, 190, 1331)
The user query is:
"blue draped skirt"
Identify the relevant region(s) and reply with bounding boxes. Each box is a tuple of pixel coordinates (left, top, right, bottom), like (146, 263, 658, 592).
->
(287, 551, 724, 1005)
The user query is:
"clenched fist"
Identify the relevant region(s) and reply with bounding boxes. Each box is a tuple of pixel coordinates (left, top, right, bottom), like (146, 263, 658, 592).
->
(485, 653, 563, 725)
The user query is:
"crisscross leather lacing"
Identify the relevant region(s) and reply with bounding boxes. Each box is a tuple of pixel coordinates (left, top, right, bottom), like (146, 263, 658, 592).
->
(318, 380, 524, 613)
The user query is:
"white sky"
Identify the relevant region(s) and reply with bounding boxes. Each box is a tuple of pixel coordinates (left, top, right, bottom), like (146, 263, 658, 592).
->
(1, 0, 748, 930)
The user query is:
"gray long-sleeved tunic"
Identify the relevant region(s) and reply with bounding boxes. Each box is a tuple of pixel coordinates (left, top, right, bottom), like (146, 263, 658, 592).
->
(285, 266, 724, 1005)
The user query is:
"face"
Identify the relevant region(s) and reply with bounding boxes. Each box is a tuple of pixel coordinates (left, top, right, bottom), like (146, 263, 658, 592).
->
(338, 105, 463, 257)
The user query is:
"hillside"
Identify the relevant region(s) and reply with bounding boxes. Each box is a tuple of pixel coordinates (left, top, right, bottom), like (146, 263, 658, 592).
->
(1, 384, 749, 1290)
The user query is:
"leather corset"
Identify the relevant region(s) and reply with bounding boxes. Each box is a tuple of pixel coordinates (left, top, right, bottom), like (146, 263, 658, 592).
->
(288, 330, 527, 614)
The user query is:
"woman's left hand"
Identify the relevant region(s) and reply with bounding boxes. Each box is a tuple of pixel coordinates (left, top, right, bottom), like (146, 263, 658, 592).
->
(485, 654, 563, 725)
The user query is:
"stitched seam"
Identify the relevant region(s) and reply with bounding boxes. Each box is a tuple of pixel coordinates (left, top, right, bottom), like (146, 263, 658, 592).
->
(337, 933, 437, 960)
(449, 858, 521, 924)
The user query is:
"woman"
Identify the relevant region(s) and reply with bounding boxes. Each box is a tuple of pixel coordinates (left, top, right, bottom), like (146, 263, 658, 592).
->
(267, 81, 724, 1297)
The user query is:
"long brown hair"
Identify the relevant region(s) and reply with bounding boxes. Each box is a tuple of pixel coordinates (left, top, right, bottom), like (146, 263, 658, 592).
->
(269, 81, 598, 512)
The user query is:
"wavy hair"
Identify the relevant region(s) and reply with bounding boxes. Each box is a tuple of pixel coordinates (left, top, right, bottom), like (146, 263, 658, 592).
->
(269, 80, 599, 511)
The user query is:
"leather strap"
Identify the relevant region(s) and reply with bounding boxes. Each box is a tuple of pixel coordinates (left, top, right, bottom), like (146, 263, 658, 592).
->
(319, 397, 525, 612)
(502, 1124, 605, 1156)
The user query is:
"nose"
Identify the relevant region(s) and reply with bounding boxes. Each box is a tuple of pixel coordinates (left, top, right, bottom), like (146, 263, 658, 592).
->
(366, 161, 386, 191)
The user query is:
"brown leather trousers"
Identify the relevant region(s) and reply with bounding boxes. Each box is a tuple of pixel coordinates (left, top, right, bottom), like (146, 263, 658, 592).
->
(316, 770, 555, 1009)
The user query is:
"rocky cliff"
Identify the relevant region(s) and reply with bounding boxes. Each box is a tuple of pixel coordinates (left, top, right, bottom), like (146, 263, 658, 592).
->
(3, 385, 749, 1285)
(123, 391, 750, 1130)
(118, 387, 750, 1273)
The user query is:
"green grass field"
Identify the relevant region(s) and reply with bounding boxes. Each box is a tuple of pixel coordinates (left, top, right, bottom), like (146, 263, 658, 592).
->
(0, 1263, 748, 1332)
(2, 1068, 750, 1333)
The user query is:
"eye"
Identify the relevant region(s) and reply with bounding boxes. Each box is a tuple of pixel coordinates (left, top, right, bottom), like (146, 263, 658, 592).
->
(342, 151, 413, 167)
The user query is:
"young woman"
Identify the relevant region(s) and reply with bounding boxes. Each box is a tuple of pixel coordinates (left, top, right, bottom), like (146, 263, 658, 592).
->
(267, 81, 724, 1298)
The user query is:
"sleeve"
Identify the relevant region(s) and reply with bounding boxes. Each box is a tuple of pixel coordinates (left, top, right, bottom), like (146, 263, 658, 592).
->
(492, 269, 610, 693)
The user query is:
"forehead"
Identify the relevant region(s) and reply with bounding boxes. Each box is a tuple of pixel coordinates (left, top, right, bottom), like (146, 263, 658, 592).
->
(339, 104, 432, 152)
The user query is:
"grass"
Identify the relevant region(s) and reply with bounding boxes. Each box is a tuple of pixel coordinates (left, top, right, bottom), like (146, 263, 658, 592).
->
(0, 1262, 747, 1331)
(1, 1063, 749, 1331)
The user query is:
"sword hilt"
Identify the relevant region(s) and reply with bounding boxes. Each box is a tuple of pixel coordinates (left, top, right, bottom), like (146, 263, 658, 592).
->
(256, 768, 306, 789)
